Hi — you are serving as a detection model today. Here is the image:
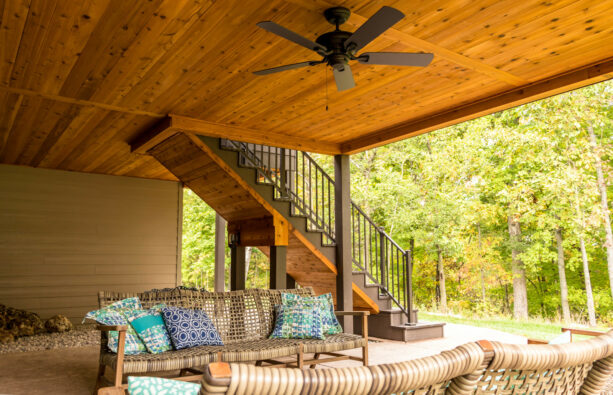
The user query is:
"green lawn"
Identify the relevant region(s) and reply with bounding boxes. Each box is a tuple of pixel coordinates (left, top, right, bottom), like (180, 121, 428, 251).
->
(419, 312, 608, 341)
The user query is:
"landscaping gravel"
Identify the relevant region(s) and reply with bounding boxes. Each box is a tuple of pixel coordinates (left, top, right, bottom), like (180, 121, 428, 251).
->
(0, 324, 99, 354)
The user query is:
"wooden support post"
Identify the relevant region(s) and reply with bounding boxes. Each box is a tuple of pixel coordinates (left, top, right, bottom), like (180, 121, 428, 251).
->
(269, 246, 287, 289)
(286, 274, 296, 289)
(334, 154, 353, 333)
(230, 243, 246, 291)
(214, 214, 226, 292)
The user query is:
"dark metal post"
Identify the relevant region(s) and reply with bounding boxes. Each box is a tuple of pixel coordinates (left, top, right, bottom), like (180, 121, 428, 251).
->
(334, 154, 353, 333)
(269, 245, 287, 289)
(407, 243, 416, 325)
(279, 148, 287, 197)
(214, 214, 226, 292)
(379, 229, 387, 290)
(230, 237, 246, 291)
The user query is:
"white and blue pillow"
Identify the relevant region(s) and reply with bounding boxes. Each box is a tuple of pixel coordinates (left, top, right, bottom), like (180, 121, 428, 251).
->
(161, 306, 223, 350)
(128, 376, 200, 395)
(83, 297, 147, 355)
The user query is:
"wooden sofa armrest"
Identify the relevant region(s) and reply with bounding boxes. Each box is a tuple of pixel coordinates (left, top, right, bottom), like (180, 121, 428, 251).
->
(96, 325, 128, 332)
(204, 362, 232, 386)
(334, 311, 370, 316)
(527, 338, 548, 344)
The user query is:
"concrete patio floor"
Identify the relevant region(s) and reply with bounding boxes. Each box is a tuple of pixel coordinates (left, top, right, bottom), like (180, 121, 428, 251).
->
(0, 322, 526, 394)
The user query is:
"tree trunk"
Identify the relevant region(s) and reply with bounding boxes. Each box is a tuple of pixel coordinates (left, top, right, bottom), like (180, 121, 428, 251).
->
(436, 245, 447, 313)
(507, 215, 528, 319)
(579, 236, 597, 326)
(555, 228, 571, 322)
(588, 125, 613, 299)
(478, 224, 486, 304)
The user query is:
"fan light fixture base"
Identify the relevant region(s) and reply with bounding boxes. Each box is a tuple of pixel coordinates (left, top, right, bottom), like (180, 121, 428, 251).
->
(324, 7, 351, 27)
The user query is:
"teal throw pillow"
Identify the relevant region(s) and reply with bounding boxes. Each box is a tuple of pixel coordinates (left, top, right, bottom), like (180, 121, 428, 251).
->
(128, 310, 173, 354)
(128, 376, 200, 394)
(282, 293, 342, 335)
(269, 302, 325, 340)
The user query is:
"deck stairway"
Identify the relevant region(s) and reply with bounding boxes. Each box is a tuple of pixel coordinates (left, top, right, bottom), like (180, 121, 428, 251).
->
(148, 132, 443, 341)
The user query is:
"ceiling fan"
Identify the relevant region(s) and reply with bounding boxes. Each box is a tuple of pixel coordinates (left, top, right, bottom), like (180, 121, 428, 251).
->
(253, 6, 434, 91)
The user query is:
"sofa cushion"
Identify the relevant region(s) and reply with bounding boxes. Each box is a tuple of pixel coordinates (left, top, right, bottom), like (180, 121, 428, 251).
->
(282, 292, 342, 335)
(269, 302, 325, 340)
(162, 307, 223, 350)
(101, 334, 365, 374)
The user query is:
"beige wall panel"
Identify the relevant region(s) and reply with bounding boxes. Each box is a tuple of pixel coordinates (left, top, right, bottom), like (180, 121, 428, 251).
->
(0, 164, 182, 322)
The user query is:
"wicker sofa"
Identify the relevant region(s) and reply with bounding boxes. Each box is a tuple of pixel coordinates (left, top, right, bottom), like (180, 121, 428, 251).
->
(93, 287, 368, 391)
(199, 330, 613, 395)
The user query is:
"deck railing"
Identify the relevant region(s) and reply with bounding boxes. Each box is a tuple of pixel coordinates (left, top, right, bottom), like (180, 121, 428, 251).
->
(220, 139, 412, 319)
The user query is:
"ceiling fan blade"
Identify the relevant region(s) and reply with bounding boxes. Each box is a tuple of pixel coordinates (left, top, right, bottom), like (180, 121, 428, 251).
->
(344, 6, 404, 52)
(333, 64, 355, 91)
(358, 52, 434, 67)
(253, 61, 320, 75)
(257, 21, 327, 54)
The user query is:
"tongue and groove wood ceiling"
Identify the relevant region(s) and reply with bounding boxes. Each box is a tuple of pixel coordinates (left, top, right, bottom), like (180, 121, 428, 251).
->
(0, 0, 612, 181)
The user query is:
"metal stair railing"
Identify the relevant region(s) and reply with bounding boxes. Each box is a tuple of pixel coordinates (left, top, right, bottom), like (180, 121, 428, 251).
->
(220, 139, 412, 319)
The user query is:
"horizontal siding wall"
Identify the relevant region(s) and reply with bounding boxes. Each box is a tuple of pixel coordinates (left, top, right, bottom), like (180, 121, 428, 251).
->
(0, 165, 182, 322)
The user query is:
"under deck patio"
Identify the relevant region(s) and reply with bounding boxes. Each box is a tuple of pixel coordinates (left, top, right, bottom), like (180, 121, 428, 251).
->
(0, 323, 525, 394)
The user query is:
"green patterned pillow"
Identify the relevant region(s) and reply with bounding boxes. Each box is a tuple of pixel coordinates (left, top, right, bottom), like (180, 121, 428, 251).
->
(282, 293, 343, 335)
(127, 376, 200, 394)
(269, 302, 325, 340)
(83, 297, 147, 354)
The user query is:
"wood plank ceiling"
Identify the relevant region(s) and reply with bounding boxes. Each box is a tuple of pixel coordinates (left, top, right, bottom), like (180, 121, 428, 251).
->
(0, 0, 612, 181)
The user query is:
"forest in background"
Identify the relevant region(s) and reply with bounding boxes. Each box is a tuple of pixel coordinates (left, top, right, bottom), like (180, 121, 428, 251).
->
(182, 80, 613, 325)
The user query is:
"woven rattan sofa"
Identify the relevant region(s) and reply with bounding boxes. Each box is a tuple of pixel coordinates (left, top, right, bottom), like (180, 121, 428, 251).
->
(199, 329, 613, 395)
(92, 287, 368, 392)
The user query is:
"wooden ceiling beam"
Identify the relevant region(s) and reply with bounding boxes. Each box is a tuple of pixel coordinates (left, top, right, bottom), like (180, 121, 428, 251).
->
(0, 85, 166, 118)
(341, 58, 613, 154)
(132, 114, 342, 155)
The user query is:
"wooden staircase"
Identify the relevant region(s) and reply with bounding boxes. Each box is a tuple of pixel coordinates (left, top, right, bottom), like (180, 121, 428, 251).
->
(148, 132, 378, 313)
(146, 132, 443, 341)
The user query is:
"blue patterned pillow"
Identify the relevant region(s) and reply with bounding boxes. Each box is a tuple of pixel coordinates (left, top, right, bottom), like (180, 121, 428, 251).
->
(269, 302, 325, 340)
(83, 297, 147, 355)
(128, 310, 173, 354)
(282, 293, 342, 335)
(161, 307, 223, 350)
(128, 376, 200, 394)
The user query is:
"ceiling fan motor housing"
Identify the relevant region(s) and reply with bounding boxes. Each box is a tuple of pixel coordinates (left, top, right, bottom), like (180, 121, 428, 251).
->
(316, 31, 352, 69)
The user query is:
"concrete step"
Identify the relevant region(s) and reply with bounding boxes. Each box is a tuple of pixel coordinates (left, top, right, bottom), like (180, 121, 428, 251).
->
(354, 312, 445, 342)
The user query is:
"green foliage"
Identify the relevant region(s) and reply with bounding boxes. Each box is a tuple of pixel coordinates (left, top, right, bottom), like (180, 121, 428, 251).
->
(351, 80, 613, 324)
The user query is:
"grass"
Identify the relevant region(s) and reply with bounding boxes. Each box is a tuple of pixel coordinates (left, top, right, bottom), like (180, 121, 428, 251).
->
(419, 311, 609, 341)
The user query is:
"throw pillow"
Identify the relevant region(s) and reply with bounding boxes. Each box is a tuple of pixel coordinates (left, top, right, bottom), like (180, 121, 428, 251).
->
(127, 310, 173, 354)
(127, 376, 200, 395)
(269, 302, 325, 340)
(161, 307, 223, 350)
(282, 293, 342, 335)
(83, 297, 147, 355)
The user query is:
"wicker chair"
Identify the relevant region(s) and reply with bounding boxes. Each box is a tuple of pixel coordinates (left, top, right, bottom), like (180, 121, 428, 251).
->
(93, 287, 369, 392)
(199, 331, 613, 395)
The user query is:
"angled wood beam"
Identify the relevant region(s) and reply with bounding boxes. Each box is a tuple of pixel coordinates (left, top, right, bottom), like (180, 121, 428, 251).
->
(344, 13, 528, 87)
(342, 58, 613, 154)
(169, 114, 341, 155)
